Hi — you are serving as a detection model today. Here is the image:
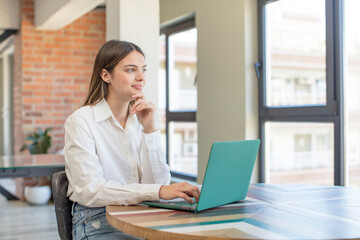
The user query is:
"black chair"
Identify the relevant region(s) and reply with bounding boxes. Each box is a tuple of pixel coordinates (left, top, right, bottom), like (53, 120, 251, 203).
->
(52, 171, 73, 240)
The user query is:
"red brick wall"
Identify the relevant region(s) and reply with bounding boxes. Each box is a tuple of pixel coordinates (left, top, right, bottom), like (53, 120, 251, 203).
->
(14, 0, 106, 154)
(13, 31, 23, 156)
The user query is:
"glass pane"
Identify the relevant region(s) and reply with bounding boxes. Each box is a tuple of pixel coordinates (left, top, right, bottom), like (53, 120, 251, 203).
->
(168, 28, 197, 111)
(169, 122, 197, 176)
(159, 34, 166, 151)
(266, 0, 326, 106)
(345, 0, 360, 187)
(265, 122, 334, 185)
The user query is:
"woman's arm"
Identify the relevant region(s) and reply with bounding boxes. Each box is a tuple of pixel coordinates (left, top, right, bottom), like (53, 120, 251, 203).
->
(139, 130, 171, 185)
(132, 93, 200, 202)
(131, 93, 171, 185)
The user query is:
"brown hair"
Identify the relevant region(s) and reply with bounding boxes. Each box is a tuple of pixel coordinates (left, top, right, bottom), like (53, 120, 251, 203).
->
(83, 40, 145, 106)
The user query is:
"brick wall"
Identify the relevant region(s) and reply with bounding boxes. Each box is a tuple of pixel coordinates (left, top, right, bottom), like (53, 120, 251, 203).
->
(14, 0, 106, 155)
(13, 31, 23, 156)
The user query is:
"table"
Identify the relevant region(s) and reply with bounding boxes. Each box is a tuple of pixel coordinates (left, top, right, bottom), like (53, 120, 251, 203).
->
(0, 154, 65, 200)
(106, 183, 360, 240)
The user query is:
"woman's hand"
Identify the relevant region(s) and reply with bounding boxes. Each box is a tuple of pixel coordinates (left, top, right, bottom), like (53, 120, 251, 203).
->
(131, 93, 157, 133)
(159, 182, 201, 204)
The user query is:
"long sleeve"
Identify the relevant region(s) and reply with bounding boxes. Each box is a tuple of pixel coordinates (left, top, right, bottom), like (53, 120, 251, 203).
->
(64, 114, 162, 207)
(139, 130, 171, 185)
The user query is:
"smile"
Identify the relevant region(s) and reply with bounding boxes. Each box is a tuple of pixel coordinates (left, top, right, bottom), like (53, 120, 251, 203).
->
(132, 84, 143, 90)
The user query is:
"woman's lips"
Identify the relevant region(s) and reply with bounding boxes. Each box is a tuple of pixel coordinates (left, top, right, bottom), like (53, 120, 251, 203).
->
(132, 84, 143, 90)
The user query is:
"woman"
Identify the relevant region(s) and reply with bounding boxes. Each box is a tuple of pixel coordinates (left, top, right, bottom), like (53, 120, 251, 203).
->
(64, 40, 200, 240)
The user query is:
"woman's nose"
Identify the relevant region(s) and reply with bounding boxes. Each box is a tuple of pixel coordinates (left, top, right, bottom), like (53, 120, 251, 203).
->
(135, 70, 144, 81)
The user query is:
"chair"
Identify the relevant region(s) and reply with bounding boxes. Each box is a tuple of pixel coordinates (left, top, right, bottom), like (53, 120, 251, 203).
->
(52, 171, 73, 240)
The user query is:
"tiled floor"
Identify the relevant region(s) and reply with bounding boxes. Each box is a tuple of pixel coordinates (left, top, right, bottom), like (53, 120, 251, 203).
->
(0, 199, 59, 240)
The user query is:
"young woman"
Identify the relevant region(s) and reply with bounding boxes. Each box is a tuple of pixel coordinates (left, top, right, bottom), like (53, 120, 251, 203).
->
(64, 40, 200, 240)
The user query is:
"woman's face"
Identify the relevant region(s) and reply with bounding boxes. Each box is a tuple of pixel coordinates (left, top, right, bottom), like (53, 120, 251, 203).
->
(106, 50, 147, 101)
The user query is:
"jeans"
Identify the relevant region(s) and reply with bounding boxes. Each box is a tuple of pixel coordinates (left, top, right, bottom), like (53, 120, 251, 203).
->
(72, 202, 143, 240)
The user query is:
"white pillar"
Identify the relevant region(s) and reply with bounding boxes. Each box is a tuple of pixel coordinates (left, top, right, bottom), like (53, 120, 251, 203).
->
(106, 0, 160, 109)
(196, 0, 258, 184)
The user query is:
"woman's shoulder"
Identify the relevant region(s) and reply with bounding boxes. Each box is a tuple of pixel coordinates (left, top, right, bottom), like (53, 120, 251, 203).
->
(65, 105, 95, 126)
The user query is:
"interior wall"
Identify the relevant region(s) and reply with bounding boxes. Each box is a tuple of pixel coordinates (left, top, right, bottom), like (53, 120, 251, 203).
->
(0, 57, 3, 155)
(160, 0, 259, 184)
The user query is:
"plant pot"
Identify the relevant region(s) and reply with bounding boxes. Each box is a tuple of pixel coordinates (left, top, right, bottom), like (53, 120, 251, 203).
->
(24, 185, 51, 205)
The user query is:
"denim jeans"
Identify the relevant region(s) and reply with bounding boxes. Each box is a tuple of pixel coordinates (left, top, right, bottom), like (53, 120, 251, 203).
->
(72, 202, 143, 240)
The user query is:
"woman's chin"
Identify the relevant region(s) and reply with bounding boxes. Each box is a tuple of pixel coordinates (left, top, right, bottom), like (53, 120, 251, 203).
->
(130, 89, 143, 96)
(133, 88, 143, 92)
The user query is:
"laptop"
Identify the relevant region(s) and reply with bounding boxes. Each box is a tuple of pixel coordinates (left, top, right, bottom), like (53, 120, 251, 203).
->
(141, 139, 260, 212)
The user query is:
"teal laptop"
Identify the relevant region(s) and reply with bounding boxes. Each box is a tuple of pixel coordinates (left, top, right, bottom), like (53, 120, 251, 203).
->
(141, 139, 260, 212)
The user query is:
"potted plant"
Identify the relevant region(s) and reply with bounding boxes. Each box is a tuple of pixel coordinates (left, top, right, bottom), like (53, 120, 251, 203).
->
(20, 128, 53, 205)
(20, 128, 52, 154)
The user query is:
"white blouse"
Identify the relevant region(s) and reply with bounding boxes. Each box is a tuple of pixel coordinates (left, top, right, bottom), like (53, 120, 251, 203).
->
(64, 98, 171, 207)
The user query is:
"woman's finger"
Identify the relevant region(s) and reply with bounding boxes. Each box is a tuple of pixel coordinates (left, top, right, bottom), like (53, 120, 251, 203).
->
(195, 187, 201, 200)
(184, 188, 199, 202)
(131, 99, 144, 112)
(178, 184, 198, 202)
(185, 184, 200, 202)
(132, 93, 145, 100)
(177, 192, 193, 204)
(132, 102, 147, 114)
(133, 102, 152, 114)
(192, 187, 200, 202)
(133, 102, 155, 114)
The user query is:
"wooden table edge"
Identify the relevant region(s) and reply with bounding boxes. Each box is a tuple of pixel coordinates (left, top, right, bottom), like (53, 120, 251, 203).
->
(105, 206, 250, 240)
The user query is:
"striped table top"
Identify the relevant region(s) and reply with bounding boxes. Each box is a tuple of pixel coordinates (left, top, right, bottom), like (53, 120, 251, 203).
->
(106, 183, 360, 240)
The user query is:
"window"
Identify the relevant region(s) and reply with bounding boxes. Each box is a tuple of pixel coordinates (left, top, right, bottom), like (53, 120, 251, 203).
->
(294, 134, 312, 152)
(258, 0, 344, 185)
(266, 122, 334, 185)
(265, 0, 326, 107)
(159, 18, 197, 181)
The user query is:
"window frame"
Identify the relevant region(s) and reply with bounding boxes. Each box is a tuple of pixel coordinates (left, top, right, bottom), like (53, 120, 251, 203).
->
(160, 17, 197, 181)
(257, 0, 344, 185)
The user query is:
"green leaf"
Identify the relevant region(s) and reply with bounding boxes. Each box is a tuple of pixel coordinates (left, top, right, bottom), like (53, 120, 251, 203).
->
(26, 136, 38, 142)
(20, 145, 27, 152)
(37, 128, 44, 137)
(32, 132, 39, 138)
(44, 128, 52, 135)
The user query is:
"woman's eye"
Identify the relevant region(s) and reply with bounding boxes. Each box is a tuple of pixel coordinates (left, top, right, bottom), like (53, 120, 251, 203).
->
(127, 68, 135, 73)
(142, 69, 147, 73)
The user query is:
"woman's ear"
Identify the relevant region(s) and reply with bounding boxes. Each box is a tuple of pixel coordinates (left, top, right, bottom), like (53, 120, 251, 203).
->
(100, 69, 111, 83)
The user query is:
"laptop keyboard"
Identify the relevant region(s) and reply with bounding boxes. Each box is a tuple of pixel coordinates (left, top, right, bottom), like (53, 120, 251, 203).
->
(168, 201, 197, 208)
